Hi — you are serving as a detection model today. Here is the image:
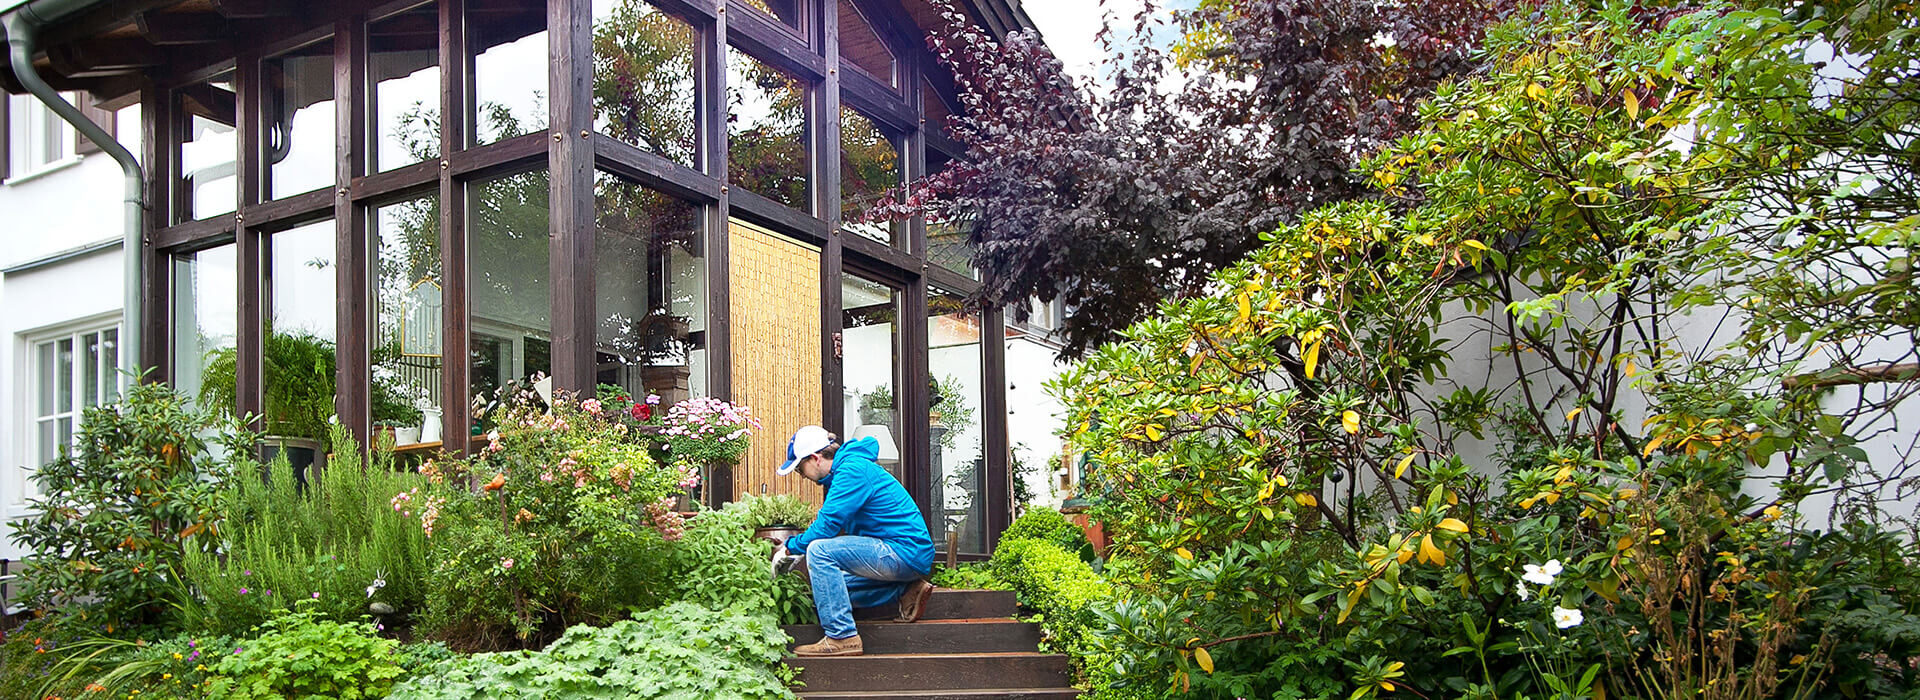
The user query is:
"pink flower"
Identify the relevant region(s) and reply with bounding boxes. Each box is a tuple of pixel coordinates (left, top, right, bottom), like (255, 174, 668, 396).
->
(582, 399, 603, 415)
(501, 557, 515, 570)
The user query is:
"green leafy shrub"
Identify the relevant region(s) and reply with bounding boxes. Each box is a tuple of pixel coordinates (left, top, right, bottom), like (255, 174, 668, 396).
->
(203, 604, 406, 699)
(729, 493, 819, 530)
(988, 538, 1110, 665)
(1000, 508, 1088, 554)
(180, 426, 429, 637)
(417, 387, 685, 648)
(10, 382, 250, 630)
(674, 499, 817, 625)
(388, 602, 797, 699)
(931, 561, 1008, 590)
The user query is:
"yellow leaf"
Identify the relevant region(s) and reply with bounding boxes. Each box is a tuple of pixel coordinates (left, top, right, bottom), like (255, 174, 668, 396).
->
(1520, 495, 1541, 509)
(1236, 293, 1251, 322)
(1617, 536, 1634, 551)
(1641, 435, 1664, 456)
(1342, 410, 1361, 434)
(1394, 454, 1416, 479)
(1382, 681, 1396, 691)
(1623, 88, 1641, 119)
(1565, 406, 1583, 421)
(1527, 82, 1547, 101)
(1175, 547, 1193, 560)
(1419, 534, 1446, 566)
(1303, 338, 1322, 380)
(1623, 360, 1637, 378)
(1295, 492, 1318, 508)
(1462, 239, 1489, 251)
(1145, 424, 1164, 441)
(1436, 518, 1469, 534)
(1195, 647, 1214, 673)
(1274, 474, 1288, 488)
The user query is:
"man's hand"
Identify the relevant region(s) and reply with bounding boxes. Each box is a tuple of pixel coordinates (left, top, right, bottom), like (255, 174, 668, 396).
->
(771, 546, 806, 579)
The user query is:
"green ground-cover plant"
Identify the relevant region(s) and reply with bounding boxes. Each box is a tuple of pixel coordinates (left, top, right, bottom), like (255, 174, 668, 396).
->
(11, 381, 252, 633)
(931, 561, 1008, 591)
(988, 538, 1111, 675)
(180, 426, 430, 637)
(388, 602, 797, 699)
(1051, 1, 1920, 697)
(415, 386, 686, 649)
(202, 604, 406, 699)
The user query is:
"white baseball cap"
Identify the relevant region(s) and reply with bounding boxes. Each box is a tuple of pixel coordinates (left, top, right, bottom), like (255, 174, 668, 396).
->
(777, 426, 836, 476)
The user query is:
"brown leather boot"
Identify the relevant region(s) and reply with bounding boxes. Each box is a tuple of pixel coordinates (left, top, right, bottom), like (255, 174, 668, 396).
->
(894, 579, 935, 623)
(793, 633, 863, 657)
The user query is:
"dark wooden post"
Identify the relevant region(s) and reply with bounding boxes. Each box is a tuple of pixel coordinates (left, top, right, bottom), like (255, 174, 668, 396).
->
(548, 0, 595, 395)
(439, 0, 471, 453)
(703, 1, 735, 506)
(335, 16, 371, 448)
(982, 306, 1010, 549)
(139, 83, 174, 379)
(235, 48, 263, 427)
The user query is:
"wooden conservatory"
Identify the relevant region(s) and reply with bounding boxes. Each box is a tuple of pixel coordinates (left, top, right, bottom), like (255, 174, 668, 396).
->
(0, 0, 1039, 554)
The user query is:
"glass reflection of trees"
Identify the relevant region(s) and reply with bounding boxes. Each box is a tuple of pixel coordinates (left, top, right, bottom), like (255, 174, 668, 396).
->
(841, 107, 899, 244)
(595, 174, 704, 403)
(728, 49, 809, 210)
(592, 0, 697, 168)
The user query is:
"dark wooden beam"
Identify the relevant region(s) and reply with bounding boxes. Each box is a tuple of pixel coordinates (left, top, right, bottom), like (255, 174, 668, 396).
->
(549, 0, 596, 393)
(726, 1, 826, 82)
(981, 305, 1009, 551)
(840, 65, 914, 134)
(841, 226, 919, 274)
(447, 130, 548, 180)
(150, 217, 236, 250)
(440, 0, 472, 456)
(353, 158, 440, 202)
(593, 138, 722, 205)
(176, 81, 236, 125)
(240, 189, 333, 228)
(702, 4, 735, 507)
(730, 187, 828, 245)
(135, 12, 232, 46)
(236, 49, 263, 427)
(47, 39, 164, 77)
(335, 17, 372, 448)
(210, 0, 293, 20)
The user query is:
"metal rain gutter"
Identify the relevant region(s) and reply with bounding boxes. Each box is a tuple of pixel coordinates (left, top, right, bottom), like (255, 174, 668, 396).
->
(3, 0, 146, 382)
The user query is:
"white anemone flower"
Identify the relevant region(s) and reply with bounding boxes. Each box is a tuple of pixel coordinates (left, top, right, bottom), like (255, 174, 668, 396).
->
(1522, 559, 1563, 586)
(1515, 581, 1531, 601)
(1552, 606, 1584, 629)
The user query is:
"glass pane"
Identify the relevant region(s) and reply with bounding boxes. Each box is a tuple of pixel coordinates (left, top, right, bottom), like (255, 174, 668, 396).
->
(266, 39, 336, 199)
(728, 48, 809, 211)
(84, 332, 101, 408)
(924, 152, 977, 278)
(36, 341, 56, 416)
(37, 420, 60, 466)
(469, 170, 551, 430)
(471, 0, 548, 145)
(839, 0, 896, 86)
(179, 74, 237, 221)
(372, 4, 442, 171)
(103, 328, 120, 404)
(172, 244, 239, 414)
(594, 172, 706, 404)
(266, 220, 339, 441)
(842, 272, 900, 482)
(841, 107, 898, 245)
(57, 338, 74, 414)
(928, 288, 985, 553)
(59, 417, 74, 455)
(591, 0, 697, 168)
(739, 0, 801, 31)
(922, 78, 957, 139)
(373, 196, 443, 446)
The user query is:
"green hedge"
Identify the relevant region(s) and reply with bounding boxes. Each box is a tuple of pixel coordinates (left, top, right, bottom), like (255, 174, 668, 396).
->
(988, 538, 1110, 662)
(1000, 508, 1089, 555)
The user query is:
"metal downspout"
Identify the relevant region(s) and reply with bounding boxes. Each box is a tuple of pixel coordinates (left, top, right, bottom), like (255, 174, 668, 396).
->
(3, 1, 147, 383)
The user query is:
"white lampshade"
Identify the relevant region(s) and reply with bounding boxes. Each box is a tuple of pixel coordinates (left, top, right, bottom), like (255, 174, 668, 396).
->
(850, 424, 901, 465)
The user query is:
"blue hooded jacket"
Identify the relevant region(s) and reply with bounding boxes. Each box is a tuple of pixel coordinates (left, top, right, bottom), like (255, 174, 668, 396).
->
(784, 436, 935, 575)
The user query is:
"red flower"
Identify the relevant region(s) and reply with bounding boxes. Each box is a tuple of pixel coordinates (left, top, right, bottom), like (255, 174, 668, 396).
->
(631, 403, 652, 421)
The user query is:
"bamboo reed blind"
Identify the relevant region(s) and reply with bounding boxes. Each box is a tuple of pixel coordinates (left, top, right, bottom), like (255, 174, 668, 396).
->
(728, 219, 826, 507)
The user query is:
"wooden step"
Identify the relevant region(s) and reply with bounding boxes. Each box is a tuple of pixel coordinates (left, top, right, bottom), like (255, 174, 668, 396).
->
(798, 689, 1081, 700)
(850, 588, 1018, 621)
(787, 653, 1072, 693)
(785, 619, 1043, 654)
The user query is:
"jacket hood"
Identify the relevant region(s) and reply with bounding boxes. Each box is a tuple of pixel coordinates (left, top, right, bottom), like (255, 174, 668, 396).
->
(820, 435, 880, 487)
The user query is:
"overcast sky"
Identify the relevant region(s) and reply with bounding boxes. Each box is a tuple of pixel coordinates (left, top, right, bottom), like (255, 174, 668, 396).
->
(1020, 0, 1193, 84)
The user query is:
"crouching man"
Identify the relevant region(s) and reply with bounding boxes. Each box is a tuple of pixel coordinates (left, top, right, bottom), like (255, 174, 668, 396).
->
(776, 425, 936, 657)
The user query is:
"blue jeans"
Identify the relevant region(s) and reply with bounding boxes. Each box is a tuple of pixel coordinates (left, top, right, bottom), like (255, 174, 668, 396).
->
(806, 536, 922, 639)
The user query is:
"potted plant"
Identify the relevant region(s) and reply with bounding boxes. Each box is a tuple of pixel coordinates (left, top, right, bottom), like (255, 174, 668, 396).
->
(200, 329, 337, 478)
(857, 387, 893, 425)
(733, 494, 818, 547)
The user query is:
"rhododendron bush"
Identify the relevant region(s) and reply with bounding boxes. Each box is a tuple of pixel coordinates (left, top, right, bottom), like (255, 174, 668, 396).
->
(414, 384, 695, 649)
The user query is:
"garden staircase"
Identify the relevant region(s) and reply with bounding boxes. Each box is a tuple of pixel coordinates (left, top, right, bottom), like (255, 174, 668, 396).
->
(784, 588, 1080, 699)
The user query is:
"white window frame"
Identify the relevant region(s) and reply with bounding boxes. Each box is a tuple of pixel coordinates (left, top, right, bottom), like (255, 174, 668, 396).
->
(5, 92, 81, 184)
(12, 319, 122, 516)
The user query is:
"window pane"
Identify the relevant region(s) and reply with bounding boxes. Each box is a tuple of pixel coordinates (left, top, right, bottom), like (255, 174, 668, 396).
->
(739, 0, 801, 31)
(728, 49, 809, 211)
(57, 338, 74, 414)
(928, 288, 985, 553)
(172, 244, 238, 413)
(374, 196, 442, 446)
(592, 0, 697, 168)
(266, 220, 339, 441)
(36, 341, 56, 416)
(594, 173, 705, 404)
(373, 4, 442, 171)
(38, 420, 60, 466)
(839, 0, 896, 86)
(103, 328, 120, 404)
(924, 152, 977, 278)
(179, 74, 237, 221)
(84, 332, 101, 408)
(842, 272, 901, 482)
(922, 78, 957, 140)
(471, 0, 548, 145)
(266, 39, 336, 199)
(841, 107, 898, 245)
(469, 171, 551, 424)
